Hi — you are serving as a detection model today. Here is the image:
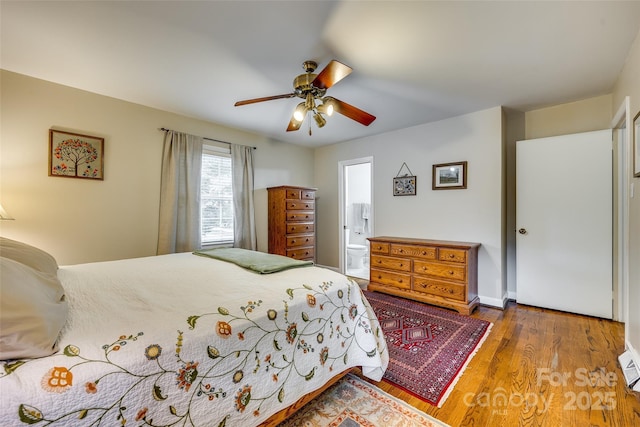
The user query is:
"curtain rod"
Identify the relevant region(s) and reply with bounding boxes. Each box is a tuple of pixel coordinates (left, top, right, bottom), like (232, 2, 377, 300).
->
(160, 128, 256, 150)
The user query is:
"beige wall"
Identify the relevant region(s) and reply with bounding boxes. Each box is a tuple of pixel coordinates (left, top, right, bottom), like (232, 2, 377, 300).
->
(0, 71, 315, 265)
(525, 94, 612, 139)
(314, 107, 507, 307)
(612, 28, 640, 359)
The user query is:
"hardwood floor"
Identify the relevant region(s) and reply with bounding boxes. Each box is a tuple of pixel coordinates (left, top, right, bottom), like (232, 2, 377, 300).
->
(358, 294, 640, 426)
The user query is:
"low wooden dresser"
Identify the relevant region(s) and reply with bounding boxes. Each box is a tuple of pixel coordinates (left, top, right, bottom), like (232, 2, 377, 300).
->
(267, 186, 316, 262)
(367, 236, 480, 314)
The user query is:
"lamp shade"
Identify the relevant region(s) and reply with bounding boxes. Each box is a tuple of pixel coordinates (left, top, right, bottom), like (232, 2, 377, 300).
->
(0, 203, 14, 220)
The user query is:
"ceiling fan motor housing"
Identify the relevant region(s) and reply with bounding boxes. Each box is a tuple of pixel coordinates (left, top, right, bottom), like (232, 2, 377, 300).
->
(293, 72, 326, 99)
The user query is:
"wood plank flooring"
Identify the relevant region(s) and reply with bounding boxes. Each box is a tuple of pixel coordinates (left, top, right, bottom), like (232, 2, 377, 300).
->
(357, 294, 640, 426)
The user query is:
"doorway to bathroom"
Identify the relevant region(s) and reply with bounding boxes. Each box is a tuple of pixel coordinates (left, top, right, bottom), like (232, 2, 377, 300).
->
(339, 157, 373, 280)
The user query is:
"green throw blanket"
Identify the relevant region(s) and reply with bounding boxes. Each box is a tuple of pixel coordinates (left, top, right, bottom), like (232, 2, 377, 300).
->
(193, 248, 313, 274)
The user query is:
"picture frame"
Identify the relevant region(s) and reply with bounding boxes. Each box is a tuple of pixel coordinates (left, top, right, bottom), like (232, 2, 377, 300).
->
(432, 161, 467, 190)
(49, 129, 104, 180)
(393, 175, 417, 196)
(634, 111, 640, 178)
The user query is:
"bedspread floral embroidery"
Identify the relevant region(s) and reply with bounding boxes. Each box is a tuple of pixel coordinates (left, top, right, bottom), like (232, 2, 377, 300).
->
(10, 281, 382, 426)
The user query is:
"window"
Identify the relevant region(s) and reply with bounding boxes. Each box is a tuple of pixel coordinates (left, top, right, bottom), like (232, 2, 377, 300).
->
(200, 144, 233, 245)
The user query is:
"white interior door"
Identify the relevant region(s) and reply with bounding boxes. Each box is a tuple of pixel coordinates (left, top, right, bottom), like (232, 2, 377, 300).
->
(516, 130, 612, 319)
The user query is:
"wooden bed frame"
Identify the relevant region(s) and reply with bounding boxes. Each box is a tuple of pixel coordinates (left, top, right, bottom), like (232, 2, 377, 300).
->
(259, 368, 353, 426)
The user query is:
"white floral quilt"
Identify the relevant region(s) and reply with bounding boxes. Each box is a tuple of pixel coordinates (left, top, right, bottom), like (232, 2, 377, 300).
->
(0, 252, 388, 426)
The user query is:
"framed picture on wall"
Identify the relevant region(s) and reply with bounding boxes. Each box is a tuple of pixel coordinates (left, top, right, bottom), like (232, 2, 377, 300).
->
(393, 175, 417, 196)
(634, 110, 640, 178)
(432, 161, 467, 190)
(49, 129, 104, 180)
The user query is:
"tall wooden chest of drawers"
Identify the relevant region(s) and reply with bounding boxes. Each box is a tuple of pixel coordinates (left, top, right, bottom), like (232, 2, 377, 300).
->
(367, 236, 480, 315)
(267, 186, 316, 262)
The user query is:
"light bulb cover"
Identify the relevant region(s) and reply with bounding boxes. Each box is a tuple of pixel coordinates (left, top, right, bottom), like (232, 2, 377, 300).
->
(319, 97, 335, 116)
(293, 102, 307, 122)
(313, 112, 327, 128)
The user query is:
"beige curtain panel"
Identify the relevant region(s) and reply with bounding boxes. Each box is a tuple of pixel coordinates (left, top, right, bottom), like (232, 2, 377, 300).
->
(157, 131, 203, 254)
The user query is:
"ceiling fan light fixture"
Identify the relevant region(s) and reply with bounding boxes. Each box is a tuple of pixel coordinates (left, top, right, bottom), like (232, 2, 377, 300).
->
(313, 112, 327, 128)
(317, 99, 334, 117)
(293, 102, 307, 122)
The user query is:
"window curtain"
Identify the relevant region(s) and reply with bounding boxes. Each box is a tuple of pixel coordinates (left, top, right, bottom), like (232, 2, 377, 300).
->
(231, 144, 257, 250)
(157, 131, 203, 254)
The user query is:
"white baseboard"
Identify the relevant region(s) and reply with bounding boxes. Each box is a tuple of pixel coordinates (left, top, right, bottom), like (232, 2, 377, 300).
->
(479, 293, 508, 309)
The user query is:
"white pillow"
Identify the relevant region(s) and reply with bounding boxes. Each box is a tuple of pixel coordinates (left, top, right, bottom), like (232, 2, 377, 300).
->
(0, 237, 58, 277)
(0, 257, 68, 360)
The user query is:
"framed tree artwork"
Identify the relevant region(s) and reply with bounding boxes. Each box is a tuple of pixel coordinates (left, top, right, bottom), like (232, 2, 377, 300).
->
(49, 129, 104, 180)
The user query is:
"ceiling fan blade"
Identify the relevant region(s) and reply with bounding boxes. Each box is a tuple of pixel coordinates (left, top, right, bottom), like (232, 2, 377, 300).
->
(234, 93, 295, 106)
(329, 97, 376, 126)
(312, 60, 353, 90)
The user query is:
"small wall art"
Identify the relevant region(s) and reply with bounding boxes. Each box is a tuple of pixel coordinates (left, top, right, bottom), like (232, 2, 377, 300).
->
(393, 162, 416, 196)
(49, 129, 104, 180)
(432, 161, 467, 190)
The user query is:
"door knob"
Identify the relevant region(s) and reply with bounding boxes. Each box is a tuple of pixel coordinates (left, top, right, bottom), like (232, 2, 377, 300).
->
(518, 228, 527, 235)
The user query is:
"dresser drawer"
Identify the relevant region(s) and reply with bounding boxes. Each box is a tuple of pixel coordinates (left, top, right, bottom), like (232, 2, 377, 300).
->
(287, 211, 314, 222)
(413, 276, 466, 301)
(413, 260, 466, 281)
(439, 248, 467, 263)
(301, 190, 315, 200)
(370, 242, 390, 254)
(370, 269, 411, 290)
(287, 222, 314, 234)
(287, 200, 315, 210)
(286, 234, 314, 248)
(370, 255, 411, 272)
(391, 244, 436, 260)
(286, 189, 301, 199)
(286, 247, 314, 260)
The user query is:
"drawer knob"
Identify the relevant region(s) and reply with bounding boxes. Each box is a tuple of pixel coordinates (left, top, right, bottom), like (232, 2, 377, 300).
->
(377, 275, 382, 279)
(377, 246, 383, 250)
(399, 264, 403, 267)
(422, 251, 427, 255)
(399, 279, 403, 283)
(291, 240, 296, 244)
(422, 267, 427, 271)
(449, 270, 454, 275)
(449, 254, 455, 258)
(305, 238, 309, 242)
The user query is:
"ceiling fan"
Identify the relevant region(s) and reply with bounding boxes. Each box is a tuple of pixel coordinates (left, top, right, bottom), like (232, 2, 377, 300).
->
(234, 60, 376, 134)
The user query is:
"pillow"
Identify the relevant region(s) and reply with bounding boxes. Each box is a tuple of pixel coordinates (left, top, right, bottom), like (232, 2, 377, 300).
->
(0, 257, 68, 360)
(0, 237, 58, 276)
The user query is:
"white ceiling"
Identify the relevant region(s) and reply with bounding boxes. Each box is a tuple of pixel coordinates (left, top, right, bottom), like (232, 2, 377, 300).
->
(2, 1, 640, 147)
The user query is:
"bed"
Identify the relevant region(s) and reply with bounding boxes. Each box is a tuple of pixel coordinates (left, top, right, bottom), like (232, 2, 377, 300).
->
(0, 239, 388, 426)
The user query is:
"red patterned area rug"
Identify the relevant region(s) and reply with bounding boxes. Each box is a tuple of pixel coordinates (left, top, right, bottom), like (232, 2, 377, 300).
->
(363, 290, 492, 407)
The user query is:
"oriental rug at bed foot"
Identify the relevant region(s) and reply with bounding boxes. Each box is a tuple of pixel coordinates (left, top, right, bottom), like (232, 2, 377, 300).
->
(278, 374, 449, 427)
(363, 290, 492, 407)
